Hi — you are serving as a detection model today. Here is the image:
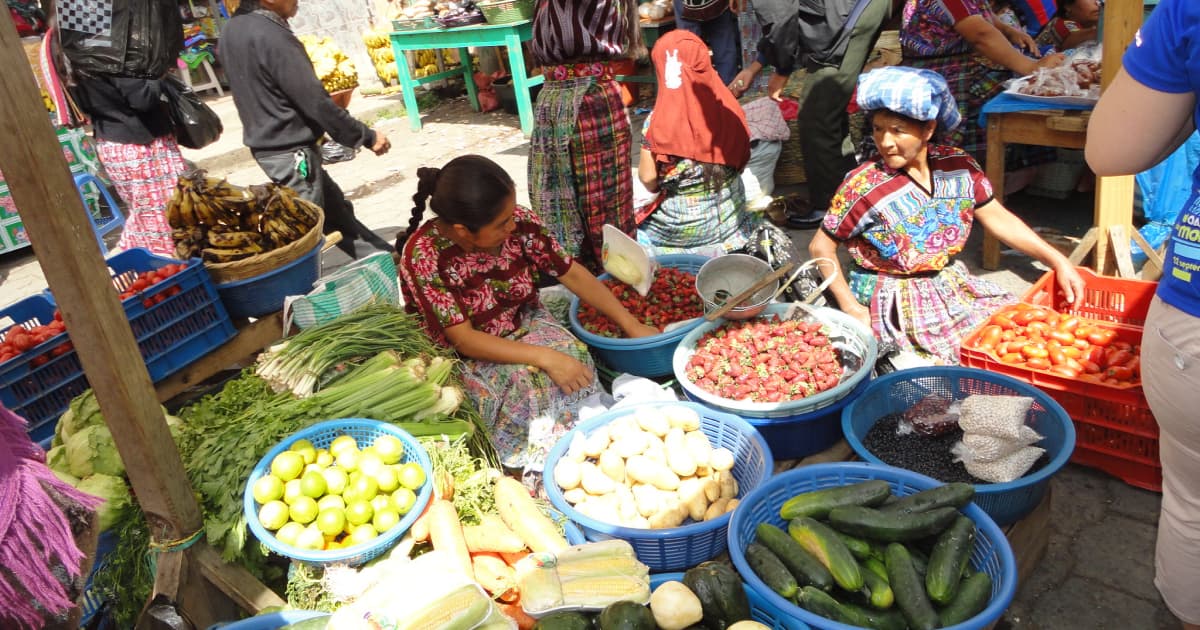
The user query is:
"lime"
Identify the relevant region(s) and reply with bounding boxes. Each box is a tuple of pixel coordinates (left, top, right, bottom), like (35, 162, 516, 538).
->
(329, 435, 359, 457)
(373, 508, 400, 533)
(317, 494, 346, 513)
(357, 452, 385, 479)
(374, 466, 399, 493)
(322, 467, 349, 496)
(316, 508, 347, 536)
(347, 524, 377, 546)
(252, 475, 285, 505)
(345, 500, 374, 527)
(300, 471, 327, 498)
(373, 435, 405, 465)
(289, 496, 319, 524)
(370, 495, 391, 515)
(297, 524, 325, 550)
(398, 462, 427, 490)
(270, 451, 305, 482)
(283, 479, 304, 505)
(390, 488, 416, 515)
(258, 500, 290, 530)
(336, 449, 361, 473)
(290, 439, 317, 465)
(316, 449, 334, 468)
(275, 522, 305, 547)
(349, 475, 378, 503)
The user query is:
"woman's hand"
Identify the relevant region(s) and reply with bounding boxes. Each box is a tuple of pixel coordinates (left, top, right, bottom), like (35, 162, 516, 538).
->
(1035, 52, 1066, 70)
(1002, 23, 1039, 55)
(538, 349, 594, 395)
(1053, 261, 1086, 305)
(623, 321, 662, 338)
(767, 72, 789, 101)
(729, 65, 760, 97)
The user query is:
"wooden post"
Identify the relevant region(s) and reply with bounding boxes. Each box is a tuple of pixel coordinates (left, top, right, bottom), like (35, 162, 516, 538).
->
(1091, 0, 1144, 274)
(0, 16, 251, 627)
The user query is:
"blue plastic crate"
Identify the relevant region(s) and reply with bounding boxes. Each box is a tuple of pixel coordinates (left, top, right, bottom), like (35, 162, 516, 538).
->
(544, 401, 773, 572)
(729, 462, 1017, 630)
(842, 366, 1075, 526)
(568, 254, 711, 378)
(0, 295, 88, 443)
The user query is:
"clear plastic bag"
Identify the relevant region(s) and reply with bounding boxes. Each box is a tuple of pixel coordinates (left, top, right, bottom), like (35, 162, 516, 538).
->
(957, 394, 1034, 441)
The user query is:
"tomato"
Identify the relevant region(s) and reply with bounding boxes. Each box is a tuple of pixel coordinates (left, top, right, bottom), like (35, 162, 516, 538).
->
(1000, 352, 1024, 364)
(1087, 329, 1118, 347)
(31, 355, 49, 367)
(991, 314, 1017, 330)
(1048, 347, 1068, 366)
(1105, 348, 1134, 369)
(1013, 308, 1048, 326)
(1106, 366, 1134, 381)
(978, 325, 1003, 348)
(1020, 344, 1049, 360)
(1057, 316, 1080, 333)
(1086, 346, 1107, 365)
(1048, 330, 1076, 345)
(1026, 357, 1052, 370)
(1050, 365, 1080, 378)
(1060, 346, 1083, 360)
(53, 310, 63, 322)
(9, 333, 34, 352)
(1080, 359, 1101, 374)
(1072, 337, 1091, 350)
(1026, 321, 1051, 336)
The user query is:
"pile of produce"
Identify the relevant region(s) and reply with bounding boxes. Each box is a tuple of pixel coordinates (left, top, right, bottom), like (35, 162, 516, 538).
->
(963, 303, 1140, 385)
(553, 405, 741, 529)
(361, 29, 399, 85)
(390, 0, 435, 21)
(0, 314, 68, 366)
(684, 316, 842, 403)
(168, 171, 321, 263)
(298, 35, 358, 93)
(743, 481, 994, 629)
(577, 267, 705, 337)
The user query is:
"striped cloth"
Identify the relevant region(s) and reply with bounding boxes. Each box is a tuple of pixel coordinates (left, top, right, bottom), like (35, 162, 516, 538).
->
(97, 135, 186, 257)
(531, 0, 629, 66)
(856, 67, 962, 133)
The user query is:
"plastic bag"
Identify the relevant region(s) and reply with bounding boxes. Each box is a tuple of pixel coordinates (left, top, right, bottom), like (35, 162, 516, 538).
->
(283, 252, 400, 331)
(957, 394, 1034, 440)
(900, 395, 961, 437)
(602, 224, 656, 296)
(964, 446, 1045, 483)
(320, 140, 358, 164)
(163, 76, 223, 149)
(952, 425, 1043, 463)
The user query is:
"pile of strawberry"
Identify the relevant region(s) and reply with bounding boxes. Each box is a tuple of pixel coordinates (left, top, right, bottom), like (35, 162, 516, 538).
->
(685, 316, 842, 403)
(577, 267, 704, 338)
(0, 263, 189, 367)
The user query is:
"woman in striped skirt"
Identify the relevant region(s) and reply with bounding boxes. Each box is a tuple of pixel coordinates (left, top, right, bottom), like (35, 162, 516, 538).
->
(529, 0, 645, 273)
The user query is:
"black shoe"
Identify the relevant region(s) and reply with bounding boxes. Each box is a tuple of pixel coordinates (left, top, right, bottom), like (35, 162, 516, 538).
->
(786, 210, 826, 229)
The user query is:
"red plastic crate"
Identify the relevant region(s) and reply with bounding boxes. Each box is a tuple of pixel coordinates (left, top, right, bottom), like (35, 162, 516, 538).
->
(959, 267, 1162, 491)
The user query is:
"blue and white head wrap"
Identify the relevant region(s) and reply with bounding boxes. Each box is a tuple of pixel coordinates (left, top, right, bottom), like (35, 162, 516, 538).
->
(856, 67, 962, 134)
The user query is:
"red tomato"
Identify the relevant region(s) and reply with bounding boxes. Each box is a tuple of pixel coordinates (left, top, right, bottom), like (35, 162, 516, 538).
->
(31, 355, 49, 367)
(1026, 357, 1052, 370)
(1013, 308, 1048, 326)
(1050, 365, 1080, 378)
(1088, 329, 1118, 347)
(1106, 365, 1134, 381)
(978, 325, 1003, 348)
(1000, 352, 1024, 364)
(1020, 344, 1049, 360)
(991, 314, 1017, 330)
(1057, 316, 1080, 333)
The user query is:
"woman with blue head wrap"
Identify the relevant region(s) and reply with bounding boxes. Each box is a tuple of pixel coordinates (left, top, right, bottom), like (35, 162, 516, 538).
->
(806, 67, 1085, 364)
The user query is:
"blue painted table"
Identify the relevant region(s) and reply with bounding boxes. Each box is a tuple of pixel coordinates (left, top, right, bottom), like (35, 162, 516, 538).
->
(389, 20, 543, 136)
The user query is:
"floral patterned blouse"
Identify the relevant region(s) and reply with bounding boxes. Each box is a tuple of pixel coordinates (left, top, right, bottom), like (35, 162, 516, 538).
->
(901, 0, 994, 58)
(399, 206, 574, 346)
(822, 145, 994, 275)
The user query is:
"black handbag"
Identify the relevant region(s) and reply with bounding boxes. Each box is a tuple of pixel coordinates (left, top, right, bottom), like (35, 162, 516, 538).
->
(163, 77, 223, 149)
(680, 0, 728, 21)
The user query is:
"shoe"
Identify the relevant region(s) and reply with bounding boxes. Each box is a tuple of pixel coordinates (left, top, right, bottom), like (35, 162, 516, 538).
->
(786, 210, 826, 229)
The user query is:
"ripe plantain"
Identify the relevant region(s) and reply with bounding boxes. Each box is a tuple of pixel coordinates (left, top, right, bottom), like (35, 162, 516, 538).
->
(207, 231, 263, 248)
(178, 189, 198, 227)
(201, 244, 264, 263)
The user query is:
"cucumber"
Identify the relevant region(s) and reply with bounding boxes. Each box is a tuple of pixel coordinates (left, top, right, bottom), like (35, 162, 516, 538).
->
(908, 546, 930, 578)
(884, 543, 940, 630)
(780, 480, 893, 520)
(860, 558, 895, 609)
(745, 542, 798, 599)
(798, 587, 905, 630)
(863, 556, 889, 582)
(535, 611, 594, 630)
(755, 523, 834, 591)
(926, 515, 977, 605)
(835, 530, 875, 560)
(788, 517, 863, 592)
(880, 483, 975, 515)
(829, 505, 960, 542)
(842, 602, 909, 630)
(938, 571, 993, 626)
(598, 601, 656, 630)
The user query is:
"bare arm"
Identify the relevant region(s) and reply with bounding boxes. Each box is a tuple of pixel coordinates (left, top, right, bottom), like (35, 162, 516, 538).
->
(559, 262, 660, 337)
(1086, 67, 1196, 175)
(639, 147, 660, 193)
(974, 199, 1085, 303)
(808, 230, 871, 328)
(445, 322, 594, 394)
(955, 14, 1047, 75)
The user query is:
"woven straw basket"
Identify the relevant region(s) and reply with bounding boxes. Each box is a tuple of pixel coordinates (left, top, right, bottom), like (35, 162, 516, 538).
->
(205, 206, 324, 284)
(774, 118, 807, 185)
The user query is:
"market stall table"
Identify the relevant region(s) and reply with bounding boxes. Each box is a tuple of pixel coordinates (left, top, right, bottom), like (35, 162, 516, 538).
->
(388, 20, 542, 136)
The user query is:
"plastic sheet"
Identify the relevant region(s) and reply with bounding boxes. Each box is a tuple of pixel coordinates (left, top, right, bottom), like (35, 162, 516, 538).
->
(1133, 132, 1200, 264)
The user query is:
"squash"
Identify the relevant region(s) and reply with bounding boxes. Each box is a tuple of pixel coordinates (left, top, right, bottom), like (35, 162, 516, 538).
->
(682, 562, 751, 630)
(597, 600, 656, 630)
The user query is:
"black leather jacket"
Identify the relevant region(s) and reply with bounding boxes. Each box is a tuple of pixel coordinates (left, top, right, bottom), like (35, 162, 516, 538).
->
(753, 0, 870, 72)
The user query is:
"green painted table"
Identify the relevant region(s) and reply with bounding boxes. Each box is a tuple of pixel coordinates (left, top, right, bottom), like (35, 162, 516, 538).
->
(389, 20, 543, 136)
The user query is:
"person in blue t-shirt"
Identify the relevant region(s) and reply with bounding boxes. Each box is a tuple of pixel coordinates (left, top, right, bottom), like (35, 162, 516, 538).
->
(1086, 1, 1200, 627)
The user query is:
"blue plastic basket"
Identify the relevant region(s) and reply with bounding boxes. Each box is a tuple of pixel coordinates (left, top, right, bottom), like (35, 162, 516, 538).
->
(568, 254, 711, 378)
(216, 240, 323, 319)
(842, 366, 1075, 526)
(0, 295, 88, 445)
(740, 376, 871, 461)
(244, 418, 434, 566)
(544, 401, 773, 572)
(728, 462, 1017, 630)
(650, 573, 808, 630)
(673, 303, 878, 424)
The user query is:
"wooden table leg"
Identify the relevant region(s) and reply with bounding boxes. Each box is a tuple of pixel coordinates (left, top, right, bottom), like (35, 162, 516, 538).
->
(459, 46, 480, 112)
(390, 42, 423, 132)
(983, 116, 1006, 270)
(505, 30, 536, 136)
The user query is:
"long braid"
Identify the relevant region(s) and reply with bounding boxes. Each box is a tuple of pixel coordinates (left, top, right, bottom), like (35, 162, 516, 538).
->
(396, 167, 440, 250)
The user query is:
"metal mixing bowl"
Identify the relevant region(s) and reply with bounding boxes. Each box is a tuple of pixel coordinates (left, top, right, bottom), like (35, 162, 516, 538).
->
(695, 254, 778, 320)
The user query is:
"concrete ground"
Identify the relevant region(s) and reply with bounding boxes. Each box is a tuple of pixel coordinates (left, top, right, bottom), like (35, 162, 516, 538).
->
(0, 89, 1176, 629)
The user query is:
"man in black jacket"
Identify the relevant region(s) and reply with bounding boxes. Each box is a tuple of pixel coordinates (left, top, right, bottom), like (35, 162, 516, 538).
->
(221, 0, 392, 258)
(729, 0, 891, 229)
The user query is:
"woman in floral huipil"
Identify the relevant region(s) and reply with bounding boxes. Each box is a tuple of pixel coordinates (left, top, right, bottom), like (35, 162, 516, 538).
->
(397, 155, 658, 480)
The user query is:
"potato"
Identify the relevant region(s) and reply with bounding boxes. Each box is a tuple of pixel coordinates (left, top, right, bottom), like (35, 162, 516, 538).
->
(703, 497, 730, 521)
(598, 448, 626, 484)
(583, 426, 611, 458)
(701, 478, 720, 502)
(724, 498, 739, 514)
(632, 483, 662, 518)
(683, 430, 714, 470)
(650, 581, 705, 630)
(580, 462, 616, 496)
(614, 484, 639, 523)
(677, 478, 709, 522)
(626, 455, 681, 491)
(635, 407, 670, 437)
(554, 458, 582, 491)
(663, 405, 702, 431)
(716, 471, 738, 499)
(566, 433, 588, 463)
(664, 428, 697, 477)
(613, 430, 651, 459)
(642, 434, 667, 464)
(563, 487, 588, 505)
(709, 447, 735, 472)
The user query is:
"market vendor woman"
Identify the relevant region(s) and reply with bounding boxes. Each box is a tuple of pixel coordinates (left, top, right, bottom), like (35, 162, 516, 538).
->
(808, 67, 1085, 364)
(397, 155, 659, 479)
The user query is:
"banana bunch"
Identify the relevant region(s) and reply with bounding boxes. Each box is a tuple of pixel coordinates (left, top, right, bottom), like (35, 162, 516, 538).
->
(362, 28, 390, 49)
(167, 171, 322, 264)
(298, 35, 359, 93)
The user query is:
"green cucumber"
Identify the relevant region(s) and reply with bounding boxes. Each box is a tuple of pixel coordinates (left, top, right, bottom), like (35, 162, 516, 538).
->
(880, 483, 975, 515)
(926, 515, 977, 605)
(908, 546, 930, 578)
(745, 542, 798, 599)
(755, 523, 834, 591)
(683, 561, 752, 630)
(829, 505, 960, 542)
(884, 543, 940, 630)
(598, 601, 655, 630)
(797, 586, 871, 626)
(842, 602, 908, 630)
(779, 480, 893, 520)
(835, 530, 875, 560)
(938, 571, 993, 626)
(863, 556, 889, 582)
(788, 517, 863, 592)
(860, 558, 895, 609)
(535, 611, 594, 630)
